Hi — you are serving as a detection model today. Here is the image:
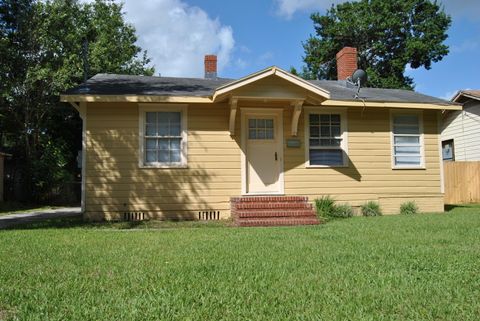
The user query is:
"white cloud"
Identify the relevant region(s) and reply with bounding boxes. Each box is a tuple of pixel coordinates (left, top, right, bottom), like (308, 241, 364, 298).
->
(234, 58, 248, 70)
(450, 40, 479, 53)
(440, 90, 459, 101)
(275, 0, 480, 20)
(120, 0, 234, 77)
(257, 51, 274, 65)
(274, 0, 348, 19)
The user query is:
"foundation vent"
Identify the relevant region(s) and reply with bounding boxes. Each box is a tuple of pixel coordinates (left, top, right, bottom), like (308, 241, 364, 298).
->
(123, 212, 146, 221)
(198, 211, 220, 220)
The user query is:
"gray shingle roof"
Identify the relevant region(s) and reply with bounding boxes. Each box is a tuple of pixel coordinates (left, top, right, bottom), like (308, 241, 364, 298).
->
(65, 73, 454, 105)
(65, 74, 233, 97)
(310, 80, 453, 105)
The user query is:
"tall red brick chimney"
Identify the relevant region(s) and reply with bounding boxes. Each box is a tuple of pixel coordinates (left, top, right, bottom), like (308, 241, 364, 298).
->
(336, 47, 357, 80)
(204, 55, 217, 79)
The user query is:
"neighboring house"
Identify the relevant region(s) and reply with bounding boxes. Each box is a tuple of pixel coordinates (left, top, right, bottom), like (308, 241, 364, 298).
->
(441, 90, 480, 161)
(61, 47, 460, 224)
(0, 152, 11, 202)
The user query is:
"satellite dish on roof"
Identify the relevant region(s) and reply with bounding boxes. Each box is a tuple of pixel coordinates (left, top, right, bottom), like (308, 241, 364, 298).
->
(348, 69, 368, 99)
(352, 69, 367, 87)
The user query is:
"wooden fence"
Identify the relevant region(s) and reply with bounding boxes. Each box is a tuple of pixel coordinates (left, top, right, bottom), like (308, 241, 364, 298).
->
(443, 161, 480, 204)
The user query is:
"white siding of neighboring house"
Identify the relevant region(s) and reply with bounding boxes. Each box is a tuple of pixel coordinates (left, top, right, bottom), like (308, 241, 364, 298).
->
(441, 100, 480, 161)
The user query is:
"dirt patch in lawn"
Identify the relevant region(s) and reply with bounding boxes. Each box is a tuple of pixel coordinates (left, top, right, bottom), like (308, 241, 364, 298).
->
(0, 306, 13, 321)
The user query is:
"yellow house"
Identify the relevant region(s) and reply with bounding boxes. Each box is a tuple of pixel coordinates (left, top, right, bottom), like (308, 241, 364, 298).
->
(61, 48, 460, 225)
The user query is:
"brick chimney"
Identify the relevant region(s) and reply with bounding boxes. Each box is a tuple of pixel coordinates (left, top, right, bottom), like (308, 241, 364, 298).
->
(204, 55, 217, 79)
(336, 47, 357, 80)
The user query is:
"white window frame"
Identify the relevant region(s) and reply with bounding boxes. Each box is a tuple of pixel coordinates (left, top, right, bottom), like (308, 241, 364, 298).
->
(304, 107, 349, 168)
(138, 104, 188, 168)
(390, 110, 425, 169)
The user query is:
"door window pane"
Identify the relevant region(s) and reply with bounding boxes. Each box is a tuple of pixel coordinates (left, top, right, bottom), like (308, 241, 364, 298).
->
(257, 129, 265, 139)
(248, 118, 274, 140)
(266, 129, 274, 139)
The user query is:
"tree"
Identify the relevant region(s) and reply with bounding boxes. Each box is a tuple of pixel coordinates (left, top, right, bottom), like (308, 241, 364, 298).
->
(302, 0, 451, 89)
(0, 0, 154, 202)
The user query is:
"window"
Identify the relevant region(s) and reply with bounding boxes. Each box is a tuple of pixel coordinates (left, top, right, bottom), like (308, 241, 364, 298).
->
(139, 105, 187, 167)
(391, 113, 424, 168)
(306, 109, 347, 167)
(442, 139, 455, 161)
(248, 118, 274, 140)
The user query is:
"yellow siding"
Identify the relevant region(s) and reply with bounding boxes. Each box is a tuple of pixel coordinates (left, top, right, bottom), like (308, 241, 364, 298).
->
(85, 102, 241, 220)
(84, 101, 443, 220)
(283, 106, 443, 213)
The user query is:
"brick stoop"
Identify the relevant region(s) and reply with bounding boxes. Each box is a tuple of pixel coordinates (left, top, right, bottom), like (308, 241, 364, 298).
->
(230, 196, 321, 227)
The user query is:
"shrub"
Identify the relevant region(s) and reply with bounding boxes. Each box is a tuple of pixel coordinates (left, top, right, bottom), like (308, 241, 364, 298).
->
(331, 203, 354, 218)
(361, 201, 382, 216)
(400, 201, 418, 215)
(314, 196, 335, 217)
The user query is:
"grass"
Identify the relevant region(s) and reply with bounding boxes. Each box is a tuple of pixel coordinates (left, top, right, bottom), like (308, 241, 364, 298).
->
(0, 201, 62, 216)
(0, 205, 479, 320)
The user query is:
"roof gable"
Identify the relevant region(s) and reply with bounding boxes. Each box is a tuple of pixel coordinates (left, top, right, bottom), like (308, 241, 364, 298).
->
(452, 90, 480, 103)
(212, 66, 330, 101)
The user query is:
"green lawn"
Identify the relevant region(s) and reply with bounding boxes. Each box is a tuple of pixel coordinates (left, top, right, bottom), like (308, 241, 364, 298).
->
(0, 206, 479, 320)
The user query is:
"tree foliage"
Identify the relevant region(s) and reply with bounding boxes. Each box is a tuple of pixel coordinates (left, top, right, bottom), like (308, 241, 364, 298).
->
(0, 0, 154, 202)
(302, 0, 451, 89)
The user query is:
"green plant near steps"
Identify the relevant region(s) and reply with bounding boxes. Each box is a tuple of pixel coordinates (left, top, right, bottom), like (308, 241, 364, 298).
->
(400, 201, 419, 215)
(361, 201, 383, 216)
(331, 203, 354, 218)
(314, 196, 335, 217)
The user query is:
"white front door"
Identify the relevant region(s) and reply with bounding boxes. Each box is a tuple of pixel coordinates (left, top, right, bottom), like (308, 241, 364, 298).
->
(243, 110, 283, 194)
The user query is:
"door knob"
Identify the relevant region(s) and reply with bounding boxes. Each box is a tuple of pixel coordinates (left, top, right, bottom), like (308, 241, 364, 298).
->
(275, 152, 278, 161)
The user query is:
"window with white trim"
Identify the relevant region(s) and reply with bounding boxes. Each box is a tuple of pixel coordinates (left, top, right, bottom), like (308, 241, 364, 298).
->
(391, 113, 423, 167)
(306, 111, 347, 167)
(140, 106, 187, 167)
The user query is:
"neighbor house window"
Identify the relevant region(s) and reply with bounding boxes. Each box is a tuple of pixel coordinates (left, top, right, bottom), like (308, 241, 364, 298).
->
(442, 139, 455, 161)
(139, 105, 187, 167)
(306, 109, 348, 167)
(391, 113, 424, 168)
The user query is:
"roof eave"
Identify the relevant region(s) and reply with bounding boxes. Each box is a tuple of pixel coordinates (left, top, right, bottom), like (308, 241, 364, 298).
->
(321, 99, 462, 110)
(60, 94, 213, 104)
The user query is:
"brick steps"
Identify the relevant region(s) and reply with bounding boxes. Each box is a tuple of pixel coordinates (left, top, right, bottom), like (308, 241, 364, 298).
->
(231, 196, 320, 227)
(239, 217, 320, 227)
(236, 209, 315, 218)
(234, 202, 313, 210)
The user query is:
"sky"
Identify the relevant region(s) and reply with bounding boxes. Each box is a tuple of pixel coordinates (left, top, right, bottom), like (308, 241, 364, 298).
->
(112, 0, 479, 100)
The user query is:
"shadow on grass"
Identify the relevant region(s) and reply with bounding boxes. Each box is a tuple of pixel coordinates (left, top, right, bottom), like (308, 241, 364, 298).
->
(3, 217, 233, 231)
(444, 204, 480, 212)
